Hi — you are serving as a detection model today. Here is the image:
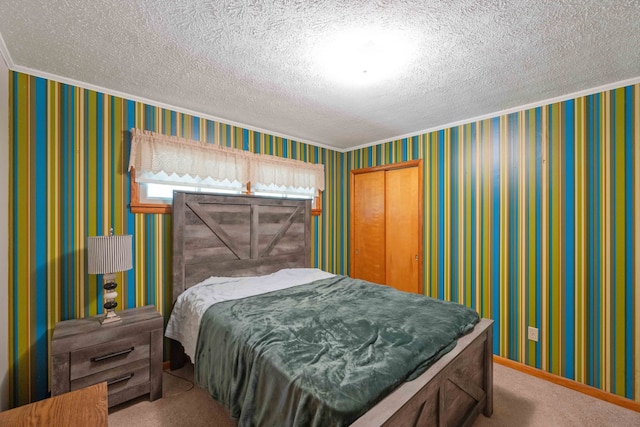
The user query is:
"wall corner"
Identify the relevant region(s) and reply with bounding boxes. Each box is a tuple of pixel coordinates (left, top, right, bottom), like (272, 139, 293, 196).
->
(0, 44, 10, 411)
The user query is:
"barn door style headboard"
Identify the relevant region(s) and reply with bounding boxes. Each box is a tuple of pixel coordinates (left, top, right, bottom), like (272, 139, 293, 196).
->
(172, 192, 311, 302)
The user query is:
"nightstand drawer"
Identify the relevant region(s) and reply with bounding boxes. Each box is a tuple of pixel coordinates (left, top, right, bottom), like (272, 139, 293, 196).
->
(70, 358, 150, 395)
(70, 332, 150, 380)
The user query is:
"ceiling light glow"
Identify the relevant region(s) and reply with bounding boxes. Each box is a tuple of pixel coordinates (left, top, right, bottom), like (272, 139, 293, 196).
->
(316, 28, 415, 86)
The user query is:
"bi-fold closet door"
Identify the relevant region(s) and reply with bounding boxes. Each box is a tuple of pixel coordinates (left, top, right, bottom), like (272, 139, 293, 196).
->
(350, 160, 422, 294)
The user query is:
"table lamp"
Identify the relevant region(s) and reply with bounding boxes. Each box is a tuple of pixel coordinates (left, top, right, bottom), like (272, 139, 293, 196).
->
(87, 230, 133, 325)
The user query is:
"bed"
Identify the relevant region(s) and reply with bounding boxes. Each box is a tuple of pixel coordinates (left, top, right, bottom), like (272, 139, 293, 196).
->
(168, 192, 494, 427)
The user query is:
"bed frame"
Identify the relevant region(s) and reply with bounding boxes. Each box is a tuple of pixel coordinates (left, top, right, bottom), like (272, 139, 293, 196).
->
(171, 192, 493, 427)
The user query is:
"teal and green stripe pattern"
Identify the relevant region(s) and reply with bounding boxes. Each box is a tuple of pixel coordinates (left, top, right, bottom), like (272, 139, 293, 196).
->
(347, 83, 640, 403)
(8, 71, 348, 406)
(8, 69, 639, 406)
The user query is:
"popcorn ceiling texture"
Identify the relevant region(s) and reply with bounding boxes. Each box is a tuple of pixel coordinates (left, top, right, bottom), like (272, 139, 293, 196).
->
(1, 0, 639, 149)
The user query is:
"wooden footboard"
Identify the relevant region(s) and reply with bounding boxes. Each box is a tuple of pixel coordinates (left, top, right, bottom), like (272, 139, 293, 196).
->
(351, 318, 494, 427)
(171, 318, 493, 427)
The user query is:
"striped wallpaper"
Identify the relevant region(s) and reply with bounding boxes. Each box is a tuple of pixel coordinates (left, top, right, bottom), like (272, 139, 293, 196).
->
(7, 71, 348, 406)
(7, 70, 639, 406)
(347, 83, 640, 402)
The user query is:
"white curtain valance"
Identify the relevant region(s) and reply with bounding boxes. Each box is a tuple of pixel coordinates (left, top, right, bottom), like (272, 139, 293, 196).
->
(249, 153, 324, 192)
(128, 129, 325, 191)
(128, 129, 250, 186)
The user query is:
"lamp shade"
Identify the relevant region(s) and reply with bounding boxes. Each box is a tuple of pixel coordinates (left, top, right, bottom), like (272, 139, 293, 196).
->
(87, 234, 133, 274)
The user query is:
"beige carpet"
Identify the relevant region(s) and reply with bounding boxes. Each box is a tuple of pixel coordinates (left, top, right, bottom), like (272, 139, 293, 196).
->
(109, 363, 640, 426)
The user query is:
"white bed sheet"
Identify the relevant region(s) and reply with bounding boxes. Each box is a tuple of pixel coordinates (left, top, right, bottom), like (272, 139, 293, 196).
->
(165, 268, 335, 361)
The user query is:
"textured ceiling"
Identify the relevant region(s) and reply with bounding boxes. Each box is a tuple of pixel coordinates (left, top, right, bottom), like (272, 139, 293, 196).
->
(1, 1, 639, 150)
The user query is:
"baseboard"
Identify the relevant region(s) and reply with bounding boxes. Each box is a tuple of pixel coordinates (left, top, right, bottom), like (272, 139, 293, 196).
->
(163, 361, 171, 371)
(493, 356, 640, 413)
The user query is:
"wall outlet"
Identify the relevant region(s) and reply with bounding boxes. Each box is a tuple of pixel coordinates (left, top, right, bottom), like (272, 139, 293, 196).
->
(527, 326, 539, 342)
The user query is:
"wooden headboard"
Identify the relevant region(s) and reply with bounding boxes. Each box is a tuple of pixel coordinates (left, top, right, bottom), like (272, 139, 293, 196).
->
(171, 192, 311, 303)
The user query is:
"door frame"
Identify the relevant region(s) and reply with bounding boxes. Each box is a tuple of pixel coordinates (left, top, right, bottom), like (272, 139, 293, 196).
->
(350, 159, 423, 294)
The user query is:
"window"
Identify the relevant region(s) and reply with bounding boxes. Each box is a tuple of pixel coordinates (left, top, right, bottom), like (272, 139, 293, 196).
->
(130, 173, 322, 215)
(252, 182, 321, 214)
(141, 182, 243, 204)
(129, 168, 246, 214)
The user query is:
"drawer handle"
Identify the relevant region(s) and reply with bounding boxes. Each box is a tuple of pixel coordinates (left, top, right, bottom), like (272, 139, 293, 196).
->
(91, 347, 135, 362)
(107, 373, 134, 386)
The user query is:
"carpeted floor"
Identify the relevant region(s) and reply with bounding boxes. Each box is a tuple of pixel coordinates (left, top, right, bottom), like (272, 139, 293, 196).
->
(108, 363, 640, 427)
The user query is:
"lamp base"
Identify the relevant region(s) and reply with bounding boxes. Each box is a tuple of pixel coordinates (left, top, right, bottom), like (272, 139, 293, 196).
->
(101, 276, 122, 326)
(100, 311, 122, 325)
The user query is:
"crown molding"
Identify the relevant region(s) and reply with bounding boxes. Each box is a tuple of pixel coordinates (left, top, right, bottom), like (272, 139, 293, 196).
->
(3, 28, 639, 154)
(348, 75, 640, 152)
(10, 62, 340, 152)
(0, 32, 13, 69)
(0, 32, 338, 155)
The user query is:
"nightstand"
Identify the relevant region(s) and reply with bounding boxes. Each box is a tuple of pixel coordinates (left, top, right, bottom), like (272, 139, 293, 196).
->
(51, 305, 163, 407)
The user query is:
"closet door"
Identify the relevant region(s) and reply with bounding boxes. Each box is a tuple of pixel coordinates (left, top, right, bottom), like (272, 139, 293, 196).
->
(352, 171, 386, 284)
(351, 160, 422, 292)
(385, 167, 420, 293)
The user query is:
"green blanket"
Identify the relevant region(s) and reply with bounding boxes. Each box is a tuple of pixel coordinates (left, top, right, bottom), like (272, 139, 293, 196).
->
(195, 275, 479, 426)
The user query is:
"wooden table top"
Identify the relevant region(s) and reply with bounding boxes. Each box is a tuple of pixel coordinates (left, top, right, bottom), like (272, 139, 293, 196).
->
(0, 382, 108, 427)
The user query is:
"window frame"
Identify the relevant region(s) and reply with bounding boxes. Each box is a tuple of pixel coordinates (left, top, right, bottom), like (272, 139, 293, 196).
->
(130, 169, 171, 214)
